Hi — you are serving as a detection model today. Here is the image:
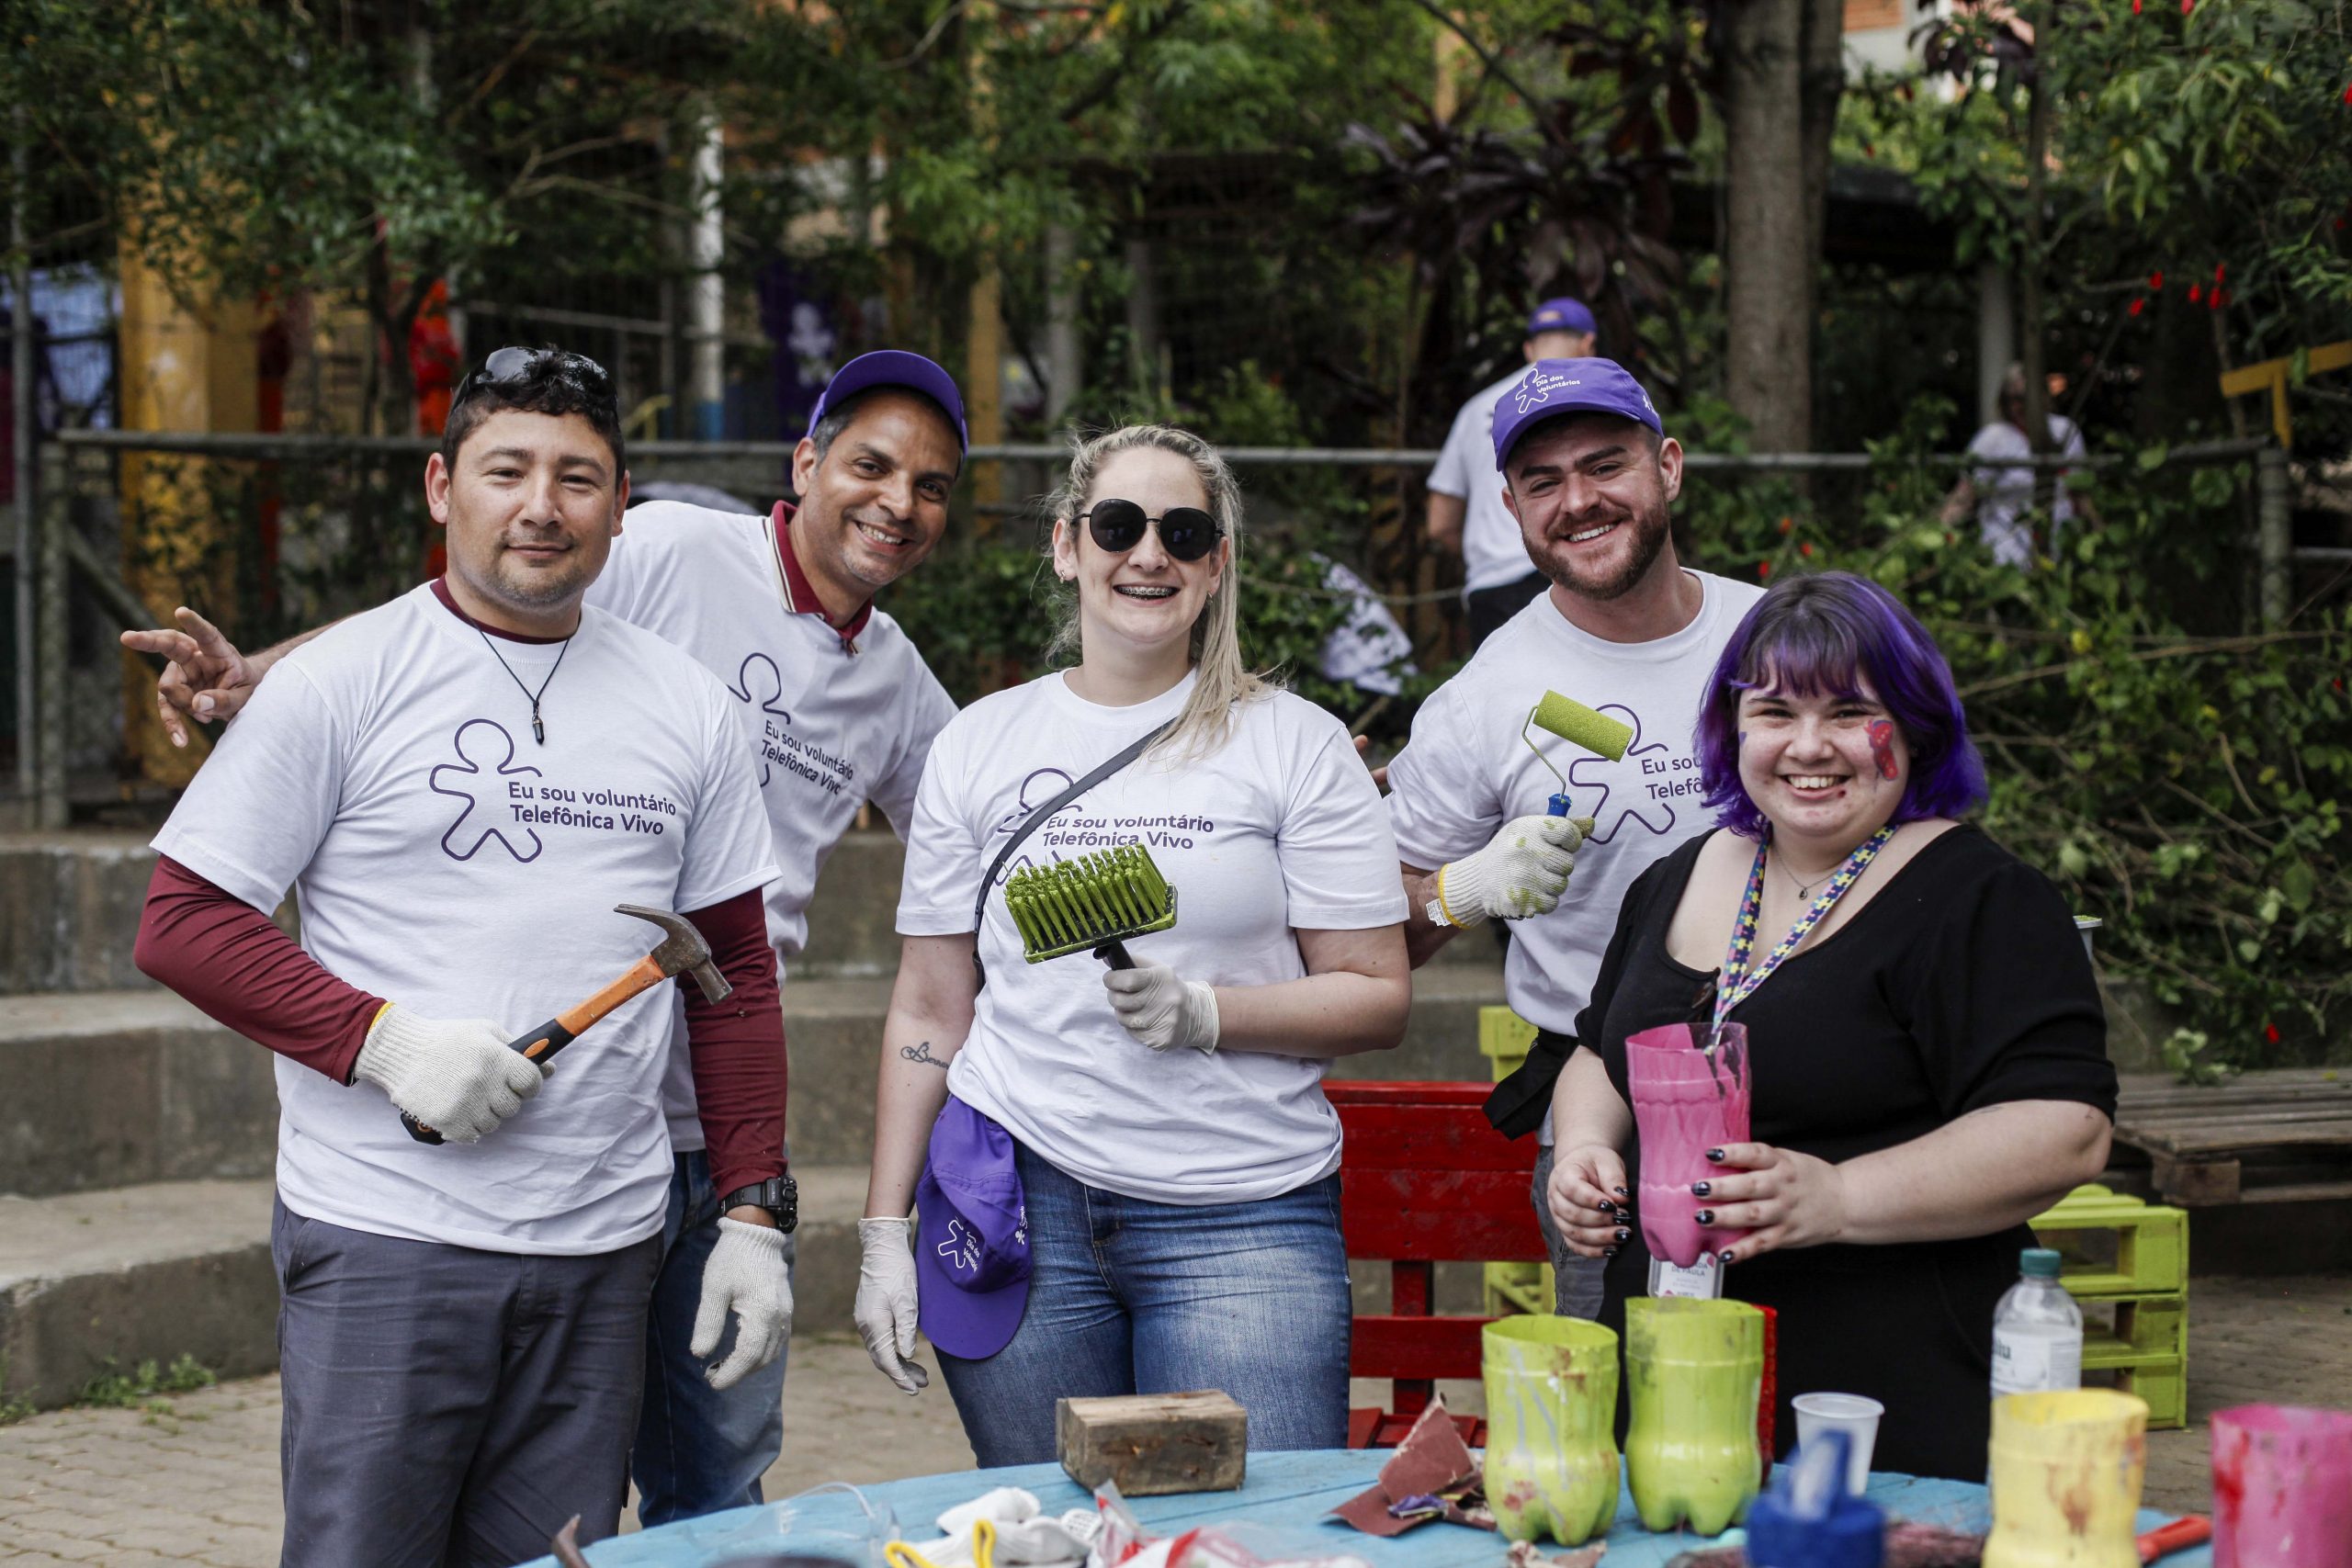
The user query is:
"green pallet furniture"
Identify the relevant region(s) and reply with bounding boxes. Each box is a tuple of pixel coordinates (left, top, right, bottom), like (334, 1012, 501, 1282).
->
(2031, 1183, 2190, 1428)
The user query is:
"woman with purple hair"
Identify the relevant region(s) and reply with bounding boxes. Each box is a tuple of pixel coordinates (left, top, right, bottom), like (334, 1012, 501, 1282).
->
(1539, 570, 2117, 1480)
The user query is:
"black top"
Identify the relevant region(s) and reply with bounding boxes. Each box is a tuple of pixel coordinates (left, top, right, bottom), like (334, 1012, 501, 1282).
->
(1579, 823, 2116, 1482)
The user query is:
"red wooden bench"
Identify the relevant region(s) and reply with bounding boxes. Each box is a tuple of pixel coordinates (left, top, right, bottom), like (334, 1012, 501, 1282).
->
(1329, 1079, 1546, 1448)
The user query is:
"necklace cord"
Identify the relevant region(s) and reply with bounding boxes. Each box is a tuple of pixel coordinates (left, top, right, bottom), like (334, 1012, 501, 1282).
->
(475, 624, 573, 745)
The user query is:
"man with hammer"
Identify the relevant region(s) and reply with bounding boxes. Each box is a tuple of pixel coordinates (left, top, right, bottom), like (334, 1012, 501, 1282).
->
(127, 350, 968, 1522)
(131, 348, 786, 1565)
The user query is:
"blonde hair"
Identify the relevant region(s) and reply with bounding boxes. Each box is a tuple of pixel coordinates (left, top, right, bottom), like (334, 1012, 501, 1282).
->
(1044, 424, 1274, 762)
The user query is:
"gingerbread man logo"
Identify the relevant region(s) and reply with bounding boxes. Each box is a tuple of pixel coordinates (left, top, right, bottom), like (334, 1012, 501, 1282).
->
(430, 719, 544, 863)
(727, 652, 795, 786)
(1565, 704, 1681, 843)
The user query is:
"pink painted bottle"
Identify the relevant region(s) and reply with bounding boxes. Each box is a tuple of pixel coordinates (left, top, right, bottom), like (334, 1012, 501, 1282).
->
(2211, 1404, 2352, 1568)
(1625, 1022, 1751, 1273)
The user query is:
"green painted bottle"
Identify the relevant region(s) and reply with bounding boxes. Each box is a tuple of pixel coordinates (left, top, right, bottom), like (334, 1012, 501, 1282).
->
(1624, 1297, 1766, 1536)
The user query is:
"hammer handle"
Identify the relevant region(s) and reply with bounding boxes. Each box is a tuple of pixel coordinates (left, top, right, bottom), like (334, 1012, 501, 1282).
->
(401, 953, 675, 1145)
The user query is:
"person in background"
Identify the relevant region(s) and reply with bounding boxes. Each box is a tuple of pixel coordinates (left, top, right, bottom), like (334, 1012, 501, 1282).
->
(1939, 363, 2102, 568)
(1387, 357, 1761, 1320)
(854, 424, 1410, 1463)
(1544, 570, 2116, 1480)
(1427, 297, 1602, 649)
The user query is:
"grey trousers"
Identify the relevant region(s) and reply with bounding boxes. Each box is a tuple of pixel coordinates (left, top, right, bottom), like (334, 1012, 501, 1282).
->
(1530, 1144, 1607, 1319)
(272, 1197, 661, 1568)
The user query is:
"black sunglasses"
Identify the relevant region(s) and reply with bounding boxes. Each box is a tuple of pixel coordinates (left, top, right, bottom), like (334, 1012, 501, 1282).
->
(1078, 498, 1224, 563)
(452, 346, 615, 411)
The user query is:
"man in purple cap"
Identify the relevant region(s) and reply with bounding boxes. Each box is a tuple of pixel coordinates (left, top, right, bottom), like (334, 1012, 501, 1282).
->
(124, 348, 971, 1524)
(1427, 298, 1602, 649)
(1385, 356, 1763, 1316)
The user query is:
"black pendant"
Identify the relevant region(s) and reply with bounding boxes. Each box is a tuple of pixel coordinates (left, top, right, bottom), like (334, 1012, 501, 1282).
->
(532, 709, 546, 745)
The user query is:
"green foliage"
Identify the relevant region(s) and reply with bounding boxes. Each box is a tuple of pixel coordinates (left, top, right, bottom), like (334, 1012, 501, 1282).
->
(75, 1353, 217, 1410)
(0, 1356, 33, 1427)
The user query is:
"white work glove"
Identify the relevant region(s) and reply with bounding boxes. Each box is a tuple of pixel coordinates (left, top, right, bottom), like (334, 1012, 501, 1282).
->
(1103, 962, 1221, 1054)
(855, 1216, 929, 1394)
(1430, 814, 1591, 927)
(692, 1216, 793, 1391)
(351, 1004, 543, 1144)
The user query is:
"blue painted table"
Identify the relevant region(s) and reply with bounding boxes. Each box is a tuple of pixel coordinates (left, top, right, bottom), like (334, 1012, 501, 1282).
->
(522, 1450, 2213, 1568)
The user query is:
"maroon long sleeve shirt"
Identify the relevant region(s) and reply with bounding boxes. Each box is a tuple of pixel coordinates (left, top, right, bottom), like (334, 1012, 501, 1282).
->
(134, 857, 786, 1197)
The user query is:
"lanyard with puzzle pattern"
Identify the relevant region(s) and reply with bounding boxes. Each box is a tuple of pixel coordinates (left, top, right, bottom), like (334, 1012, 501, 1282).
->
(1713, 825, 1895, 1029)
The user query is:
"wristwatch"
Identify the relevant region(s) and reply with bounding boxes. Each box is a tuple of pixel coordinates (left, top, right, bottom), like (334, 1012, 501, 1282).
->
(721, 1173, 798, 1234)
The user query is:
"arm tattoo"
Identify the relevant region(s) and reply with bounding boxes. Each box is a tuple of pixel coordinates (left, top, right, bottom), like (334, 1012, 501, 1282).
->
(900, 1039, 946, 1069)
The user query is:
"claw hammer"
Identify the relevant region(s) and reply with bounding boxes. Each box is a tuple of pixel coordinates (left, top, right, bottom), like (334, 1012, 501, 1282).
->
(404, 903, 734, 1145)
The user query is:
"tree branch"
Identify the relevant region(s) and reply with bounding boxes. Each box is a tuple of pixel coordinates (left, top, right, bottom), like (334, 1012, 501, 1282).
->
(1058, 0, 1198, 125)
(1399, 0, 1547, 130)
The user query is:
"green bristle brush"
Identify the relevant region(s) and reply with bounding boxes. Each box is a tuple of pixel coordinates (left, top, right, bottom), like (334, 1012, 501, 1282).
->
(1003, 844, 1179, 969)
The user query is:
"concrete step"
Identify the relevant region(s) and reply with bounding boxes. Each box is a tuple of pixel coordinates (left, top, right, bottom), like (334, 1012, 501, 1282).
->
(0, 828, 1506, 994)
(0, 1179, 280, 1410)
(0, 992, 279, 1199)
(0, 1169, 876, 1412)
(0, 831, 164, 995)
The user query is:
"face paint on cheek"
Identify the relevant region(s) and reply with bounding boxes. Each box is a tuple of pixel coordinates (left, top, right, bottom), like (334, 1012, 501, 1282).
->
(1868, 719, 1899, 781)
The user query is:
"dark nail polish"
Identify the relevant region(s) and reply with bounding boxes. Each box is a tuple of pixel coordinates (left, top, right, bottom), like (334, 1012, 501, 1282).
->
(1695, 1210, 1714, 1226)
(1614, 1226, 1630, 1243)
(1691, 1181, 1712, 1197)
(1719, 1248, 1736, 1265)
(1604, 1247, 1619, 1258)
(1705, 1148, 1724, 1162)
(1614, 1186, 1629, 1196)
(1597, 1199, 1616, 1213)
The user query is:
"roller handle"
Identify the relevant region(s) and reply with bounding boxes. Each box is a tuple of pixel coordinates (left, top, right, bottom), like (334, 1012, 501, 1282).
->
(2137, 1516, 2211, 1564)
(1093, 939, 1137, 970)
(1546, 792, 1573, 818)
(401, 953, 671, 1145)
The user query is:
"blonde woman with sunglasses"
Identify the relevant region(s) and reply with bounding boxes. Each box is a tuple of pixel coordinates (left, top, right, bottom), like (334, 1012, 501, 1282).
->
(854, 425, 1411, 1463)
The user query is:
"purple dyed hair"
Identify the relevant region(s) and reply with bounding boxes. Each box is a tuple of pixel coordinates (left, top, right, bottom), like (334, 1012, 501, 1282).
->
(1695, 571, 1988, 840)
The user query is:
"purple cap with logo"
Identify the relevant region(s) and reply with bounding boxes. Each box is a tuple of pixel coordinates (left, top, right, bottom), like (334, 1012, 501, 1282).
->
(1489, 356, 1663, 468)
(913, 1098, 1031, 1359)
(808, 350, 969, 457)
(1526, 297, 1597, 338)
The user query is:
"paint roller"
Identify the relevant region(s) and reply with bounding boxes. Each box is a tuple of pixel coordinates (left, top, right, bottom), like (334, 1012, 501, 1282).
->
(1522, 692, 1634, 819)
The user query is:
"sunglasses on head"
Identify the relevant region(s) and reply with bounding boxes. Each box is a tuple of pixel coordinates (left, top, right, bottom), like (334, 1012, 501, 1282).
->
(452, 346, 615, 412)
(1078, 498, 1224, 563)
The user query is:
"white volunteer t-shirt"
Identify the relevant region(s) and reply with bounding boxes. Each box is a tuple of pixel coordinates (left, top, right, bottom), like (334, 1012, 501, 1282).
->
(590, 501, 957, 1151)
(151, 585, 777, 1255)
(1386, 571, 1764, 1136)
(1429, 372, 1541, 596)
(896, 671, 1408, 1205)
(1966, 415, 2086, 568)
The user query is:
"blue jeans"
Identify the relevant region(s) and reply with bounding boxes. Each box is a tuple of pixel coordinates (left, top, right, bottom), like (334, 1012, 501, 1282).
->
(629, 1151, 794, 1528)
(1531, 1144, 1606, 1319)
(936, 1142, 1352, 1467)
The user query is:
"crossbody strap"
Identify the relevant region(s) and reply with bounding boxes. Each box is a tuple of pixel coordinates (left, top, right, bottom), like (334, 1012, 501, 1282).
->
(971, 719, 1175, 987)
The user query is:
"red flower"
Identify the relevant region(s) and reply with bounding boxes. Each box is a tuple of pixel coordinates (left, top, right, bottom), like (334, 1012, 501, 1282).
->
(2266, 1023, 2282, 1044)
(2181, 0, 2192, 13)
(2188, 283, 2203, 302)
(1800, 542, 1814, 558)
(2214, 263, 2227, 283)
(1778, 515, 1793, 535)
(2150, 271, 2165, 289)
(1758, 560, 1773, 580)
(2344, 82, 2351, 105)
(2211, 288, 2227, 310)
(2132, 0, 2141, 11)
(2129, 298, 2145, 317)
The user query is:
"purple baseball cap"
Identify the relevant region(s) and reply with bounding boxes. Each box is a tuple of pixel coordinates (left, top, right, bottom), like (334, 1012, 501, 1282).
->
(1489, 356, 1663, 468)
(808, 350, 969, 457)
(1526, 297, 1597, 338)
(914, 1098, 1031, 1359)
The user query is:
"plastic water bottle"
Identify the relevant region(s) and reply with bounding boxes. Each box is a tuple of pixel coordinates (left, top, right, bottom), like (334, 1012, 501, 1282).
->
(1991, 1247, 2083, 1396)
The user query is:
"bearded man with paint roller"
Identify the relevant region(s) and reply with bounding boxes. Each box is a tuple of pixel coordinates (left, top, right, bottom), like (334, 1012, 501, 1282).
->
(1386, 357, 1763, 1319)
(130, 352, 786, 1565)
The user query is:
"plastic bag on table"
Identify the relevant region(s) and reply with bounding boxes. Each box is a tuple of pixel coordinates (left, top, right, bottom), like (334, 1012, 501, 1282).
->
(1084, 1484, 1372, 1568)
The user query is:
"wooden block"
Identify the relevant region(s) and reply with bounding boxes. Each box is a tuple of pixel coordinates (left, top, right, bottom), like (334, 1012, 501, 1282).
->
(1056, 1391, 1247, 1496)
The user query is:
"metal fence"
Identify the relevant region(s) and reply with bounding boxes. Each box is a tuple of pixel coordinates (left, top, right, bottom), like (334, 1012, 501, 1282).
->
(4, 426, 2317, 829)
